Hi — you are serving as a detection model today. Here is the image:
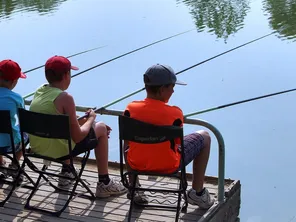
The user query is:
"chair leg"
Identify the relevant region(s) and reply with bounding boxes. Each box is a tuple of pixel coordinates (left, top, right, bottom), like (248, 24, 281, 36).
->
(175, 181, 183, 222)
(181, 181, 188, 213)
(20, 160, 36, 188)
(56, 176, 79, 216)
(25, 165, 66, 217)
(77, 151, 95, 199)
(55, 151, 95, 216)
(25, 165, 45, 210)
(182, 189, 188, 213)
(0, 169, 21, 207)
(128, 174, 137, 222)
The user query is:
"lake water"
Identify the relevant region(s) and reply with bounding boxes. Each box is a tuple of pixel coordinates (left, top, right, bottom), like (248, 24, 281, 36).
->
(1, 0, 296, 221)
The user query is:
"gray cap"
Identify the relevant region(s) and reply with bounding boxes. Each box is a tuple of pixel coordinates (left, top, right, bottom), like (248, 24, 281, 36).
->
(143, 64, 187, 86)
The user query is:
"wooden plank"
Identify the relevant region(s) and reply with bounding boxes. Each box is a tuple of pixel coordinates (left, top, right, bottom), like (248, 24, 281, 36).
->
(0, 157, 240, 222)
(2, 184, 202, 221)
(1, 194, 199, 222)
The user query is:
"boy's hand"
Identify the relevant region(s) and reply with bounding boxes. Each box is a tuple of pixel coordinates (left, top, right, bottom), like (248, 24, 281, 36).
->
(78, 116, 88, 126)
(86, 109, 96, 120)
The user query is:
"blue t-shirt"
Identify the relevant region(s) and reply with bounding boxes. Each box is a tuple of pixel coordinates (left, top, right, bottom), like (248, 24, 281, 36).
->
(0, 87, 24, 147)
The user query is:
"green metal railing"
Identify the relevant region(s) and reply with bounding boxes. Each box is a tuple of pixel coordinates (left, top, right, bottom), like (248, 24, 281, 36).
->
(24, 100, 225, 202)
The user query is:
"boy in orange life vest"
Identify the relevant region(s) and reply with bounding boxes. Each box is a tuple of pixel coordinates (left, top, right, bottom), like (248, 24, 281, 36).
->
(124, 64, 214, 209)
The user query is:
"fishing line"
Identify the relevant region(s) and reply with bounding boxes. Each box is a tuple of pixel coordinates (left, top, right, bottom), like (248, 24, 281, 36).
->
(70, 29, 195, 79)
(23, 45, 107, 74)
(184, 87, 296, 117)
(23, 29, 194, 99)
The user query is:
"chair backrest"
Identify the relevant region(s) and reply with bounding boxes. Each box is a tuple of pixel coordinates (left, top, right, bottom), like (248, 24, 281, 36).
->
(118, 115, 183, 144)
(118, 114, 186, 185)
(0, 110, 16, 155)
(18, 108, 74, 161)
(0, 110, 13, 134)
(18, 108, 71, 140)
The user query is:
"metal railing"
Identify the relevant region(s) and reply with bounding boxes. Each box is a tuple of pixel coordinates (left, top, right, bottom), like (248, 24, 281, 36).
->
(24, 100, 225, 202)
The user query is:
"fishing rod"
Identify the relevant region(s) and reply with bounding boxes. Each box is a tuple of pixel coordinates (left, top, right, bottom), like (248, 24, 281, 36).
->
(23, 45, 107, 74)
(23, 29, 194, 99)
(25, 85, 296, 119)
(84, 30, 277, 114)
(184, 87, 296, 117)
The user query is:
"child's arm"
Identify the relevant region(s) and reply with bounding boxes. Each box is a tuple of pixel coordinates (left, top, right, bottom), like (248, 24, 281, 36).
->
(56, 92, 95, 143)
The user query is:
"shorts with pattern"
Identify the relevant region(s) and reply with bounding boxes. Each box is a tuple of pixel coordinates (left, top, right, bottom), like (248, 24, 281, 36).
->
(178, 132, 205, 170)
(0, 133, 29, 154)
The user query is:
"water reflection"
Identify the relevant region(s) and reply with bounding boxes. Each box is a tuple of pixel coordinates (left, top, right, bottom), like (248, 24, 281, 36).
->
(0, 0, 67, 20)
(263, 0, 296, 41)
(178, 0, 250, 43)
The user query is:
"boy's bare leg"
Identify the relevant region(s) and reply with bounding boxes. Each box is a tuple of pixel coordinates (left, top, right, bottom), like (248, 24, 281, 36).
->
(16, 150, 22, 162)
(60, 121, 109, 171)
(93, 122, 108, 175)
(0, 155, 5, 165)
(123, 142, 138, 185)
(192, 130, 211, 192)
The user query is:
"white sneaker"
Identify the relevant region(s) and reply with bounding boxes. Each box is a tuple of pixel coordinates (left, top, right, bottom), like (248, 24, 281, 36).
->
(96, 178, 127, 198)
(58, 171, 75, 188)
(187, 188, 214, 209)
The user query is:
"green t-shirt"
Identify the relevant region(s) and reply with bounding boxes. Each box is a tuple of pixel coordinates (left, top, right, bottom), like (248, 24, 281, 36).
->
(29, 84, 75, 158)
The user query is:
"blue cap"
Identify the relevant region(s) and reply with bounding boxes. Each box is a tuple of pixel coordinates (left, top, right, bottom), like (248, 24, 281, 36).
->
(143, 64, 187, 86)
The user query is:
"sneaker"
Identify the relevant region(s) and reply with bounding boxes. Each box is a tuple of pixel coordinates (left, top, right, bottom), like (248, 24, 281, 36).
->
(187, 188, 214, 209)
(58, 171, 75, 188)
(96, 178, 127, 198)
(127, 184, 149, 205)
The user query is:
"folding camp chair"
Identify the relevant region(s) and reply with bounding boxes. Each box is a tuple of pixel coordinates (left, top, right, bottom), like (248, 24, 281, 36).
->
(18, 108, 96, 217)
(118, 114, 188, 222)
(0, 110, 35, 206)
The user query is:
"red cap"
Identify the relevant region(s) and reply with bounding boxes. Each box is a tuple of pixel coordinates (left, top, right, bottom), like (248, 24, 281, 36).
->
(0, 60, 26, 81)
(45, 56, 79, 73)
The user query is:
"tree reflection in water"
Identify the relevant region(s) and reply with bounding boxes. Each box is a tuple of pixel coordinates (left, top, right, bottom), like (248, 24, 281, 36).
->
(178, 0, 250, 43)
(0, 0, 66, 19)
(263, 0, 296, 41)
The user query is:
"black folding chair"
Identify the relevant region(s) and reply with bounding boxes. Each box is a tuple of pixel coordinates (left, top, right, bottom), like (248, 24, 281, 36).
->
(0, 110, 35, 206)
(18, 108, 96, 217)
(118, 114, 188, 222)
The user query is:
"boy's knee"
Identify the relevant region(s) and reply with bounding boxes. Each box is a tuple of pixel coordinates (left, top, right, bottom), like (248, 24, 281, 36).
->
(196, 130, 211, 147)
(94, 121, 108, 137)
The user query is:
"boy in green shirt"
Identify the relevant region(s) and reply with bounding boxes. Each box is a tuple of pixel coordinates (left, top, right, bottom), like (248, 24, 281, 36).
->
(29, 55, 126, 197)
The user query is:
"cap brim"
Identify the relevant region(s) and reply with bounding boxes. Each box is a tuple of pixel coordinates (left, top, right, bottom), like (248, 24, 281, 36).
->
(175, 80, 187, 85)
(20, 72, 27, 79)
(71, 66, 79, 70)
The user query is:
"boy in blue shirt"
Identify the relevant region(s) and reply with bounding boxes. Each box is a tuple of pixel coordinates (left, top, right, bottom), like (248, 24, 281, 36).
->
(0, 59, 27, 178)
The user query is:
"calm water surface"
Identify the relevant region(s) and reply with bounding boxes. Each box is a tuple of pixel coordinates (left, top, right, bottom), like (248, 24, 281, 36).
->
(1, 0, 296, 221)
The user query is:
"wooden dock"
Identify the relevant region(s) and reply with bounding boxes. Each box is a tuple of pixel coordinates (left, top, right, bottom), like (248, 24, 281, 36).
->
(0, 158, 241, 222)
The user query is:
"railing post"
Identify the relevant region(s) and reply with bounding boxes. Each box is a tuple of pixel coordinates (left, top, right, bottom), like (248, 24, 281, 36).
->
(184, 118, 225, 202)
